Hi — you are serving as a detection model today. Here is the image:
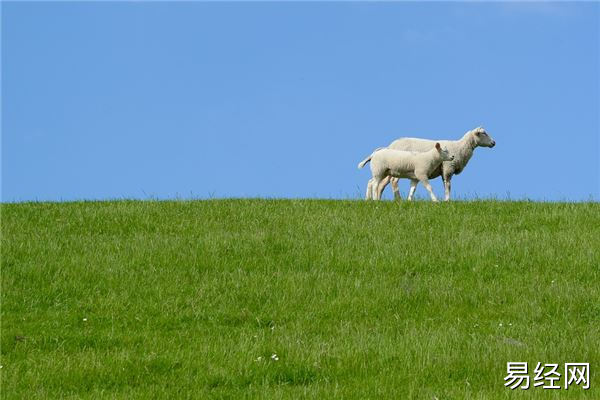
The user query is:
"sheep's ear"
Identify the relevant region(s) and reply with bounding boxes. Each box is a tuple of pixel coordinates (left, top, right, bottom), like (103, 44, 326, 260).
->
(435, 142, 441, 150)
(474, 129, 480, 136)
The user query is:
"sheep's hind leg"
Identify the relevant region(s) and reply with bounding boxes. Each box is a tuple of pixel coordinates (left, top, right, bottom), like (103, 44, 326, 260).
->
(391, 178, 402, 200)
(372, 178, 382, 200)
(365, 179, 373, 200)
(376, 176, 390, 200)
(407, 179, 418, 201)
(374, 175, 391, 200)
(420, 178, 438, 202)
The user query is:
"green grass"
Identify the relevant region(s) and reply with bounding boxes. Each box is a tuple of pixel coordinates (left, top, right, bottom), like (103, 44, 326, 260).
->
(1, 199, 599, 399)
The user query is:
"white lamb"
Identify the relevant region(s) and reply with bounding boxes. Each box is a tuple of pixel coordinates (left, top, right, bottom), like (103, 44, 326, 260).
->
(366, 127, 495, 201)
(358, 143, 454, 201)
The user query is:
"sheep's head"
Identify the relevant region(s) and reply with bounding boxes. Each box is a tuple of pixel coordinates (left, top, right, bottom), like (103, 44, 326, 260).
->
(472, 127, 496, 148)
(435, 142, 454, 161)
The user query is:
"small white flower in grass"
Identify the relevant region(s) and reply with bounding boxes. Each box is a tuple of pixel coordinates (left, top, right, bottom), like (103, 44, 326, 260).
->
(509, 323, 512, 326)
(83, 318, 88, 322)
(255, 356, 263, 362)
(499, 323, 503, 327)
(0, 365, 3, 369)
(271, 353, 279, 361)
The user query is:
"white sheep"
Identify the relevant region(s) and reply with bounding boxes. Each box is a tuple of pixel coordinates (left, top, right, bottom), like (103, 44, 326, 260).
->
(366, 127, 495, 201)
(358, 143, 454, 201)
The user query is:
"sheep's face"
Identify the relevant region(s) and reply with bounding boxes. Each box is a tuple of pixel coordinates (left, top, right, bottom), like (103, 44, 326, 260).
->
(440, 147, 454, 161)
(473, 127, 496, 148)
(435, 143, 455, 161)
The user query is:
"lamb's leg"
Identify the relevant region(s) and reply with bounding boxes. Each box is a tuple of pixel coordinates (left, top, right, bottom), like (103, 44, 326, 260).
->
(376, 176, 388, 200)
(420, 178, 438, 202)
(375, 175, 391, 200)
(372, 178, 382, 200)
(365, 179, 373, 200)
(369, 178, 378, 200)
(407, 179, 418, 201)
(391, 178, 402, 200)
(443, 175, 452, 201)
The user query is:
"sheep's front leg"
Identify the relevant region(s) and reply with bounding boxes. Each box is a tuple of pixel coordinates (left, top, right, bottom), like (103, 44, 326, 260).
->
(420, 178, 438, 202)
(443, 176, 452, 201)
(407, 179, 418, 201)
(391, 178, 402, 200)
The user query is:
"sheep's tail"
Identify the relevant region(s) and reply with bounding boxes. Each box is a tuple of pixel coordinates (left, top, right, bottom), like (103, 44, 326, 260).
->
(357, 155, 372, 169)
(357, 147, 384, 169)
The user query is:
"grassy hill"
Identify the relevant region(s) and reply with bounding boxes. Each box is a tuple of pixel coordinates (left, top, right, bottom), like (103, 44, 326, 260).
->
(2, 199, 599, 399)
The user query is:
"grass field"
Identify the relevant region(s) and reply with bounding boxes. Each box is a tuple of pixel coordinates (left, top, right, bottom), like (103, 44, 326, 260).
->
(1, 199, 599, 399)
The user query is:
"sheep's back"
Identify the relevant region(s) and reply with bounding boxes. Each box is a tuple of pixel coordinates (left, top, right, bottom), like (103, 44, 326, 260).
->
(371, 149, 419, 178)
(389, 138, 453, 179)
(390, 138, 437, 152)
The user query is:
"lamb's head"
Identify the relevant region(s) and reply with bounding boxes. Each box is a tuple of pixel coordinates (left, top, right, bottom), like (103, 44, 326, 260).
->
(471, 127, 496, 148)
(435, 142, 454, 161)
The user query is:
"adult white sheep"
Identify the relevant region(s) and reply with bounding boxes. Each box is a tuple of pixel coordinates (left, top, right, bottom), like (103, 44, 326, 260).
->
(358, 143, 454, 201)
(368, 127, 496, 201)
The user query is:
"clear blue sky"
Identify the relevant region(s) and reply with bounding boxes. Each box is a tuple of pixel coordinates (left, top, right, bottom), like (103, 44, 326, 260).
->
(2, 2, 599, 202)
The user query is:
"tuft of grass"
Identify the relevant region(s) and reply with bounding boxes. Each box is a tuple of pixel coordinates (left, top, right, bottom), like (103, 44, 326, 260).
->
(1, 199, 599, 398)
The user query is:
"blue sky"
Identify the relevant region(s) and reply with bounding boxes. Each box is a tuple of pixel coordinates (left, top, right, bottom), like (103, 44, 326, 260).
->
(2, 2, 599, 202)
